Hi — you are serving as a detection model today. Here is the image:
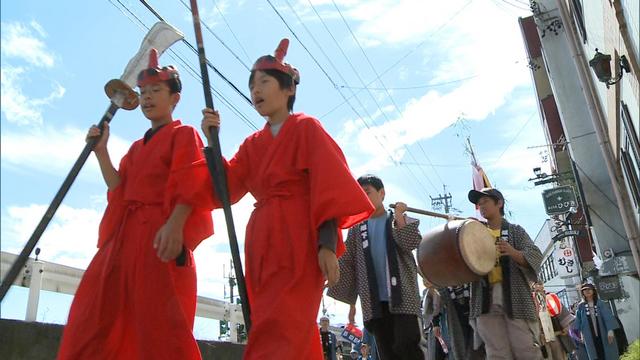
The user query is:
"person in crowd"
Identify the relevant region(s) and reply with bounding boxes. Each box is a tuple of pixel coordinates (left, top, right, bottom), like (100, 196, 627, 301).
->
(467, 187, 544, 360)
(572, 283, 619, 360)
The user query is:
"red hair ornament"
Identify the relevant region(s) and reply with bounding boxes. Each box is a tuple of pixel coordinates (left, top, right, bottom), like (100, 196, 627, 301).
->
(251, 38, 300, 84)
(136, 48, 180, 89)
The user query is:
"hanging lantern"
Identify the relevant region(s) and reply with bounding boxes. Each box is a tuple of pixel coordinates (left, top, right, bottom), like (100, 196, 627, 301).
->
(546, 292, 563, 317)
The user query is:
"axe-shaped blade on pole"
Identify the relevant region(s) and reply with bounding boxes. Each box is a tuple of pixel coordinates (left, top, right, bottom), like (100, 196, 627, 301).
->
(0, 22, 184, 302)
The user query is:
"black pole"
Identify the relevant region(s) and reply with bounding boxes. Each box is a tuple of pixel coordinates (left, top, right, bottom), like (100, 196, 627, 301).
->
(189, 0, 251, 332)
(0, 103, 120, 301)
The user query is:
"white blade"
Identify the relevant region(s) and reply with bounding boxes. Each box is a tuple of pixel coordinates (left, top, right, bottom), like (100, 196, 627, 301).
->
(120, 22, 184, 87)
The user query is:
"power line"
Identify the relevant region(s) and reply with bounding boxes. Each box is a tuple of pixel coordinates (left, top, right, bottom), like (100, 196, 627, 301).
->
(399, 161, 468, 168)
(492, 112, 536, 164)
(365, 0, 474, 87)
(286, 0, 384, 128)
(113, 0, 259, 131)
(267, 0, 433, 204)
(330, 0, 445, 189)
(137, 0, 254, 110)
(318, 0, 474, 130)
(339, 75, 479, 90)
(338, 57, 528, 92)
(573, 161, 619, 210)
(124, 2, 254, 127)
(212, 0, 252, 65)
(289, 0, 437, 200)
(137, 0, 258, 130)
(138, 0, 253, 107)
(497, 0, 530, 12)
(303, 0, 441, 194)
(176, 0, 251, 71)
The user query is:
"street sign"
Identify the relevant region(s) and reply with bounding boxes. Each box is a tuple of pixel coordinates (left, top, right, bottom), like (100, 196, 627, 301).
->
(595, 276, 623, 300)
(542, 186, 578, 215)
(600, 255, 637, 276)
(554, 238, 578, 278)
(552, 229, 581, 241)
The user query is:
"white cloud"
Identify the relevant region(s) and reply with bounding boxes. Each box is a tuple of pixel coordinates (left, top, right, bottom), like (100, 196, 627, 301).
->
(1, 204, 104, 269)
(194, 195, 255, 298)
(328, 0, 532, 173)
(1, 194, 258, 299)
(1, 21, 55, 68)
(0, 65, 65, 126)
(1, 21, 64, 126)
(486, 146, 550, 185)
(1, 125, 130, 181)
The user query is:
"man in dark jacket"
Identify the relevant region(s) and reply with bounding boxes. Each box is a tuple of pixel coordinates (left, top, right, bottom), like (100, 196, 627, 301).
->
(320, 316, 338, 360)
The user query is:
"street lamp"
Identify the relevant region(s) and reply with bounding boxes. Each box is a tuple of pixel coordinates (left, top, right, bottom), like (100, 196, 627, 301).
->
(533, 167, 542, 177)
(589, 49, 631, 88)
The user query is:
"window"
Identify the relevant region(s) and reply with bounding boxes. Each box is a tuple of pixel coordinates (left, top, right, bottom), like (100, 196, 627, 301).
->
(620, 102, 640, 207)
(556, 289, 570, 309)
(570, 0, 587, 43)
(539, 255, 558, 283)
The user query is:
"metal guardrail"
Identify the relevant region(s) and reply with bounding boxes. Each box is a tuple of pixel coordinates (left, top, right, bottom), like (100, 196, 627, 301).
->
(0, 251, 245, 341)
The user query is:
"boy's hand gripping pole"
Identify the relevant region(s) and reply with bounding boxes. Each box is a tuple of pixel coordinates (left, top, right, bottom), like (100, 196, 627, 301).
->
(189, 0, 252, 333)
(0, 22, 184, 302)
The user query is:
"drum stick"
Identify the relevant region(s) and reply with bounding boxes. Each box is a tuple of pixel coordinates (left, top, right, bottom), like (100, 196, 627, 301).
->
(389, 204, 466, 221)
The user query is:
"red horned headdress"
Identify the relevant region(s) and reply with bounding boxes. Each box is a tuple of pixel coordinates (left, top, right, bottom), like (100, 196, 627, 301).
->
(251, 38, 300, 84)
(136, 48, 181, 90)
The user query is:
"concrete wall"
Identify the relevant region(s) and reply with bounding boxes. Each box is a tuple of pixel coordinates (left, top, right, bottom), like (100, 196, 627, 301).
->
(620, 0, 640, 60)
(615, 275, 640, 343)
(0, 319, 245, 360)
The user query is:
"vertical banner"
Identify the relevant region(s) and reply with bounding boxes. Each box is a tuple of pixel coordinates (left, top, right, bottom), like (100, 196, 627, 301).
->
(554, 237, 578, 278)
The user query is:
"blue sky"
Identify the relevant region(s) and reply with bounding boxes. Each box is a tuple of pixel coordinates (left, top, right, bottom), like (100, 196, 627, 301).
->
(1, 0, 552, 339)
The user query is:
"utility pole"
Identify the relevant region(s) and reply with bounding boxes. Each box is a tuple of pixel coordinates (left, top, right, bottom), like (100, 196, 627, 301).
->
(223, 258, 247, 343)
(220, 259, 237, 341)
(223, 259, 237, 303)
(431, 185, 453, 214)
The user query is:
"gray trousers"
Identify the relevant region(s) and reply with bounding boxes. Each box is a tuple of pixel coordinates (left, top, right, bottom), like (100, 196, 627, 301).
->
(476, 305, 543, 360)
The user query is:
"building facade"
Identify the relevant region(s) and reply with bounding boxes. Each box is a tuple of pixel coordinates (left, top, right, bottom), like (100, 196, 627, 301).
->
(519, 0, 639, 344)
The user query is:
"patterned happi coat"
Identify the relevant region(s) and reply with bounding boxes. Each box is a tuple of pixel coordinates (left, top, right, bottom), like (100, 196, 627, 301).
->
(328, 214, 423, 323)
(469, 220, 543, 321)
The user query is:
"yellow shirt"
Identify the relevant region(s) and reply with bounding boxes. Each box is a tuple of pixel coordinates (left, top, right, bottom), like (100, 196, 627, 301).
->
(487, 227, 503, 284)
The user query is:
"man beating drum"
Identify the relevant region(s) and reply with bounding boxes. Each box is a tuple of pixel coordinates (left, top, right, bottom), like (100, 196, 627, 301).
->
(400, 187, 545, 359)
(466, 188, 545, 360)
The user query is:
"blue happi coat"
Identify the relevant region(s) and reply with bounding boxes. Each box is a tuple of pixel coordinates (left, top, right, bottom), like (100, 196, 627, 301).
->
(572, 299, 619, 360)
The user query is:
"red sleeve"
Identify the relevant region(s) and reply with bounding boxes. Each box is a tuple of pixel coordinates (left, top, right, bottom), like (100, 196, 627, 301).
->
(225, 140, 251, 204)
(97, 151, 130, 248)
(165, 126, 214, 249)
(205, 138, 251, 208)
(295, 115, 374, 256)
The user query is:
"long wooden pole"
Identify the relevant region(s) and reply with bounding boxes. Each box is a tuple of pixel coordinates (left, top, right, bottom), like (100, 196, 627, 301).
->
(0, 104, 119, 301)
(389, 204, 465, 220)
(189, 0, 251, 332)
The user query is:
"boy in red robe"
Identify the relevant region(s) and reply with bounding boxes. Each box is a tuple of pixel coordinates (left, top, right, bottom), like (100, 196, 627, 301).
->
(57, 49, 214, 360)
(201, 38, 374, 359)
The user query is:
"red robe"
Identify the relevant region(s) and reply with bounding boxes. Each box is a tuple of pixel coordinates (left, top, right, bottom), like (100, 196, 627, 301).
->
(215, 113, 374, 359)
(57, 120, 213, 360)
